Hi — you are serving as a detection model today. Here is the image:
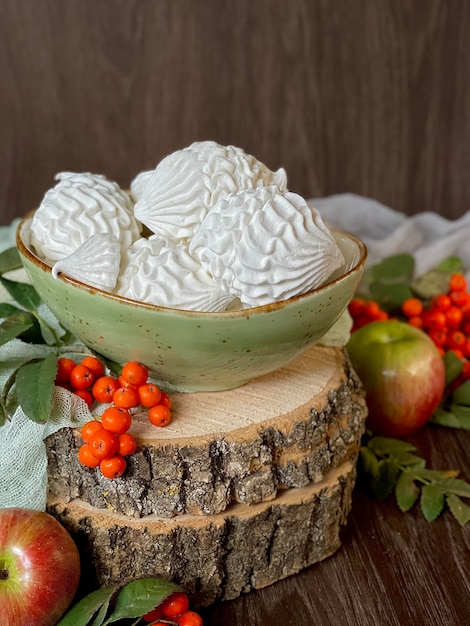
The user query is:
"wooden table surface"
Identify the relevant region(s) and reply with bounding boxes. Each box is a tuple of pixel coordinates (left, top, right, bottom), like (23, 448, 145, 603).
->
(198, 426, 470, 626)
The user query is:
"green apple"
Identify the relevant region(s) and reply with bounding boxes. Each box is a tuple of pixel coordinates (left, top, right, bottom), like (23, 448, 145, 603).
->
(347, 320, 446, 437)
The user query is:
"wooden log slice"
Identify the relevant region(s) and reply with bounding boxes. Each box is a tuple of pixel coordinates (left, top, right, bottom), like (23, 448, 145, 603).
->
(46, 346, 367, 518)
(48, 459, 356, 607)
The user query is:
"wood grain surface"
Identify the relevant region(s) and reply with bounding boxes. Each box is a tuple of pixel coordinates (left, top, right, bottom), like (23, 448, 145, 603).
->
(196, 426, 470, 625)
(1, 0, 470, 225)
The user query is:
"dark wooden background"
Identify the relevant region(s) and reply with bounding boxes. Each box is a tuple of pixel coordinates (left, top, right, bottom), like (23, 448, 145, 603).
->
(1, 0, 470, 226)
(1, 3, 469, 625)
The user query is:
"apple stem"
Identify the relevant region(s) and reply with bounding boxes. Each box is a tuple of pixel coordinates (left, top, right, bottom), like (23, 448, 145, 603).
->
(0, 568, 9, 580)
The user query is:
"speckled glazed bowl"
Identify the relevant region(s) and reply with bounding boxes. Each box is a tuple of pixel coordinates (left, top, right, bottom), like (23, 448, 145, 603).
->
(17, 215, 366, 391)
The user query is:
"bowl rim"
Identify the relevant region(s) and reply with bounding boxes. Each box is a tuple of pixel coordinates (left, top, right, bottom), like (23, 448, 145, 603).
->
(16, 212, 367, 319)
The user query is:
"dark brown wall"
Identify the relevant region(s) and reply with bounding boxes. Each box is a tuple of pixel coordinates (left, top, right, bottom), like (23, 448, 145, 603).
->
(1, 0, 469, 225)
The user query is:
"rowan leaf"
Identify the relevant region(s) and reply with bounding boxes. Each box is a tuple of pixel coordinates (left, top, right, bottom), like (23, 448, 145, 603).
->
(0, 312, 36, 346)
(434, 477, 470, 498)
(395, 470, 420, 512)
(452, 381, 470, 406)
(446, 495, 470, 526)
(0, 302, 21, 317)
(15, 353, 58, 423)
(442, 350, 464, 385)
(367, 436, 416, 456)
(56, 585, 117, 626)
(0, 276, 41, 311)
(371, 460, 400, 500)
(104, 577, 182, 622)
(420, 484, 445, 521)
(0, 246, 22, 274)
(368, 253, 415, 283)
(431, 407, 462, 429)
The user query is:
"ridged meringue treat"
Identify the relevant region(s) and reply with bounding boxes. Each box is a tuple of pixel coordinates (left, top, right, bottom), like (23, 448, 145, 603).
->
(16, 141, 367, 391)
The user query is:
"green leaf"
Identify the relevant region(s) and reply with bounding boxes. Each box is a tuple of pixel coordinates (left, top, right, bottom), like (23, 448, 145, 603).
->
(452, 380, 470, 406)
(15, 353, 58, 423)
(391, 451, 426, 468)
(368, 282, 414, 311)
(395, 470, 420, 512)
(56, 585, 117, 626)
(420, 484, 445, 521)
(443, 350, 464, 385)
(368, 254, 415, 283)
(0, 312, 35, 347)
(436, 256, 463, 273)
(359, 446, 380, 478)
(0, 302, 21, 317)
(371, 460, 400, 500)
(448, 404, 470, 430)
(446, 494, 470, 526)
(0, 276, 41, 311)
(434, 477, 470, 498)
(0, 246, 22, 274)
(0, 367, 21, 426)
(412, 269, 452, 299)
(104, 578, 182, 623)
(430, 407, 463, 429)
(368, 436, 417, 457)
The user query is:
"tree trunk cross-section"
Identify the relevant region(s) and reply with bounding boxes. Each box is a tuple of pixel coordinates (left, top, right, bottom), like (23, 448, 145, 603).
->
(48, 460, 357, 607)
(46, 346, 367, 519)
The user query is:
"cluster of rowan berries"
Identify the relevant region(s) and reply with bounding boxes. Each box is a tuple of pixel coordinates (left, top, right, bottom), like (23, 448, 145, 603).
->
(142, 591, 203, 626)
(349, 272, 470, 368)
(55, 356, 172, 479)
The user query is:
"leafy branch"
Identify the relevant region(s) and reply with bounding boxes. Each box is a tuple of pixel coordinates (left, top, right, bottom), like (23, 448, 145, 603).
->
(359, 434, 470, 526)
(57, 577, 183, 626)
(0, 246, 74, 424)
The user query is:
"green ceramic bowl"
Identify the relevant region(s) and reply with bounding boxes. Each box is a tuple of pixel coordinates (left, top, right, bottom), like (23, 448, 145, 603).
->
(17, 215, 366, 391)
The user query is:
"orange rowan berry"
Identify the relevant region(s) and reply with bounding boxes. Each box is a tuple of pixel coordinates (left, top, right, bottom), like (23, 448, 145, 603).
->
(447, 331, 467, 352)
(428, 329, 447, 348)
(89, 429, 119, 460)
(446, 306, 463, 330)
(401, 297, 423, 318)
(55, 357, 76, 385)
(461, 361, 470, 380)
(81, 419, 104, 443)
(113, 386, 141, 410)
(92, 375, 121, 404)
(364, 300, 382, 320)
(148, 404, 171, 427)
(74, 389, 94, 409)
(161, 592, 190, 618)
(69, 364, 95, 390)
(348, 298, 367, 319)
(449, 273, 467, 292)
(121, 361, 149, 387)
(80, 355, 105, 378)
(100, 455, 127, 479)
(430, 294, 451, 312)
(78, 443, 101, 468)
(451, 290, 470, 308)
(424, 309, 447, 330)
(118, 433, 137, 456)
(407, 315, 424, 329)
(101, 406, 132, 434)
(138, 383, 162, 408)
(178, 611, 203, 626)
(159, 391, 172, 410)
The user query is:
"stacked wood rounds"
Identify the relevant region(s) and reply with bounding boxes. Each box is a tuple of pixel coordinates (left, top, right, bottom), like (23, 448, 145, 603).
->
(46, 345, 367, 605)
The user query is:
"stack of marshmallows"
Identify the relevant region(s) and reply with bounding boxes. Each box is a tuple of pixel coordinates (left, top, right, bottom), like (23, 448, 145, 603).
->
(29, 141, 345, 311)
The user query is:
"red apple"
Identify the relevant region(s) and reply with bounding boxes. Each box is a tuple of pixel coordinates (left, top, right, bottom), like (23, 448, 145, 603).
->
(347, 319, 446, 437)
(0, 507, 80, 626)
